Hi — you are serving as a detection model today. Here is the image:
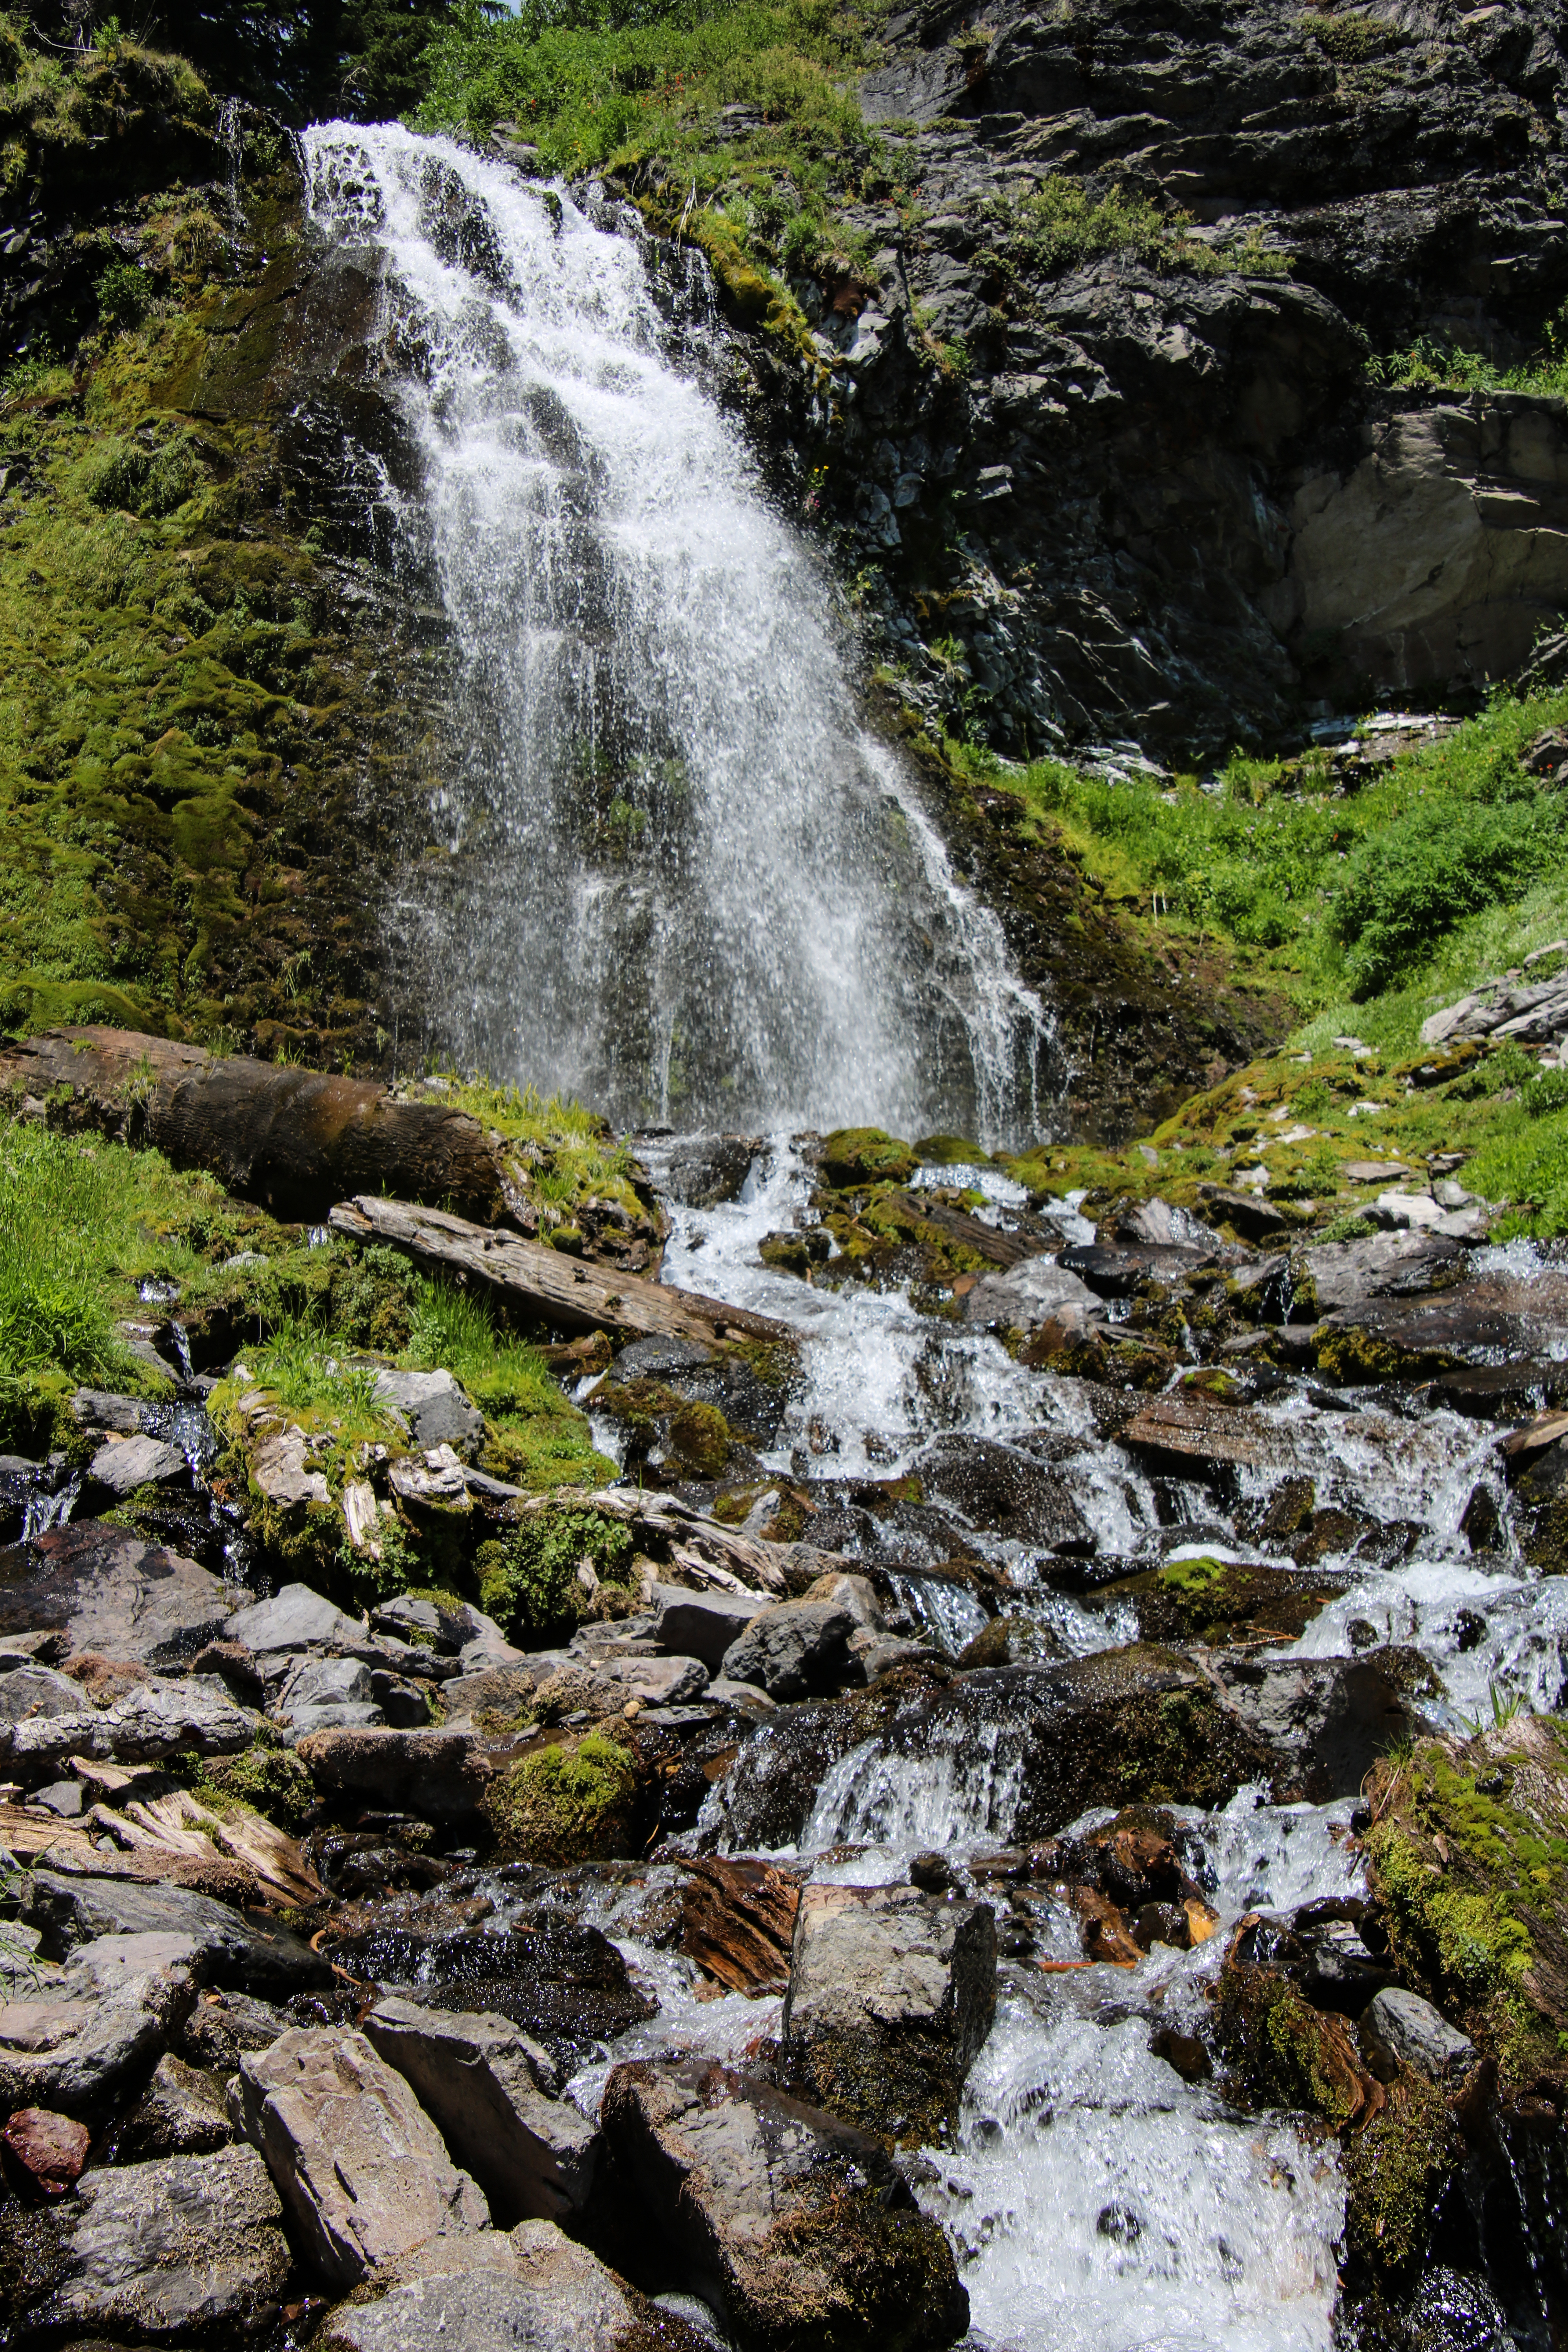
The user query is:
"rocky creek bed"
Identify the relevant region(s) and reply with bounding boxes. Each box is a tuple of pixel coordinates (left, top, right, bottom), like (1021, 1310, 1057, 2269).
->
(0, 1084, 1564, 2352)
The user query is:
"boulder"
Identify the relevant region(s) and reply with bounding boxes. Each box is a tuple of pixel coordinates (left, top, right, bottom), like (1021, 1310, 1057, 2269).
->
(25, 1872, 330, 1996)
(318, 2219, 711, 2352)
(1, 1673, 261, 1783)
(652, 1582, 773, 1669)
(295, 1726, 495, 1818)
(230, 2026, 492, 2290)
(118, 2049, 234, 2160)
(227, 1580, 364, 1656)
(176, 1987, 292, 2071)
(600, 2058, 969, 2351)
(373, 1368, 486, 1459)
(911, 1434, 1093, 1551)
(1298, 1231, 1465, 1314)
(721, 1600, 853, 1700)
(959, 1256, 1098, 1329)
(372, 1593, 468, 1653)
(85, 1432, 188, 1498)
(364, 1997, 599, 2225)
(1361, 1987, 1477, 2086)
(1210, 1649, 1438, 1800)
(329, 1922, 656, 2071)
(779, 1882, 996, 2145)
(0, 1523, 230, 1665)
(16, 2143, 289, 2338)
(0, 1933, 197, 2119)
(249, 1424, 332, 1510)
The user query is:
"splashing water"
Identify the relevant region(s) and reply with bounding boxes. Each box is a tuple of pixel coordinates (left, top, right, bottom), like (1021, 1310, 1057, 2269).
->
(301, 123, 1051, 1143)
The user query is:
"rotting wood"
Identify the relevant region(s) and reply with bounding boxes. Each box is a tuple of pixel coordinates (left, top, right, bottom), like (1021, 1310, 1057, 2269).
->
(329, 1194, 795, 1348)
(681, 1855, 801, 1993)
(504, 1485, 792, 1596)
(0, 1027, 505, 1223)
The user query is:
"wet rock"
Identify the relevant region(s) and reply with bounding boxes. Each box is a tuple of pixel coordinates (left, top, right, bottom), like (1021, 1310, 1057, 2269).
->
(911, 1435, 1092, 1552)
(1060, 1240, 1217, 1296)
(959, 1257, 1098, 1329)
(118, 2049, 234, 2159)
(652, 1583, 774, 1668)
(364, 1997, 599, 2224)
(1223, 1904, 1392, 2017)
(331, 1922, 657, 2071)
(318, 2218, 710, 2352)
(1212, 1942, 1383, 2129)
(657, 1138, 760, 1207)
(373, 1367, 486, 1459)
(85, 1432, 189, 1499)
(0, 1522, 231, 1665)
(600, 2056, 969, 2350)
(176, 1987, 292, 2071)
(1210, 1648, 1437, 1800)
(231, 2025, 492, 2290)
(1118, 1392, 1297, 1472)
(778, 1882, 996, 2145)
(1089, 1553, 1348, 1648)
(681, 1855, 800, 1995)
(227, 1580, 366, 1656)
(0, 1933, 197, 2120)
(1361, 1987, 1475, 2086)
(720, 1599, 853, 1699)
(17, 2143, 289, 2338)
(1298, 1232, 1465, 1314)
(25, 1871, 331, 1995)
(1405, 2264, 1513, 2352)
(295, 1726, 495, 1818)
(706, 1662, 953, 1849)
(0, 2106, 90, 2198)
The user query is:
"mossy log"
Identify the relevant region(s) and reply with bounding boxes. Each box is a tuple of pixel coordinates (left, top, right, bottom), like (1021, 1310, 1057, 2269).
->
(0, 1028, 506, 1223)
(329, 1194, 795, 1350)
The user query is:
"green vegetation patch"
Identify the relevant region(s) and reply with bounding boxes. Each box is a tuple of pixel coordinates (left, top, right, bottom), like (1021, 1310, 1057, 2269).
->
(477, 1501, 637, 1644)
(481, 1726, 641, 1862)
(980, 177, 1289, 287)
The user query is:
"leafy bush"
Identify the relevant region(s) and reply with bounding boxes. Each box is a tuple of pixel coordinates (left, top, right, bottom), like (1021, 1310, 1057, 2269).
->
(477, 1504, 635, 1642)
(984, 177, 1289, 283)
(1522, 1068, 1568, 1120)
(94, 259, 153, 332)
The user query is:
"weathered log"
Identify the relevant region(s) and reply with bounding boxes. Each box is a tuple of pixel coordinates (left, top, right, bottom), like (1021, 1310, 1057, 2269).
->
(886, 1191, 1054, 1269)
(329, 1195, 795, 1348)
(681, 1855, 801, 1994)
(502, 1485, 793, 1595)
(0, 1028, 506, 1223)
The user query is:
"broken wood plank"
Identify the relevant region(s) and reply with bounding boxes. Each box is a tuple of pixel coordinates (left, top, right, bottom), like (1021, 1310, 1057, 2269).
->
(330, 1195, 795, 1348)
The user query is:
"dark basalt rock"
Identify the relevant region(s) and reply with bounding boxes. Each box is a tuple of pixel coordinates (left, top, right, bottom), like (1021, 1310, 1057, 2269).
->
(324, 1922, 657, 2069)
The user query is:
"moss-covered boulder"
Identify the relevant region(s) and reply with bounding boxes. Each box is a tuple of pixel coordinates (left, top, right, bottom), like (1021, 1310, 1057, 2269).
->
(817, 1128, 918, 1189)
(475, 1503, 638, 1646)
(1363, 1719, 1568, 2086)
(480, 1728, 646, 1864)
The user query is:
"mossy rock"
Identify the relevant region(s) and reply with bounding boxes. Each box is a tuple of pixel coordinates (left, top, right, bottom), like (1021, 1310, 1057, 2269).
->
(481, 1728, 642, 1863)
(476, 1505, 636, 1646)
(1342, 2067, 1463, 2285)
(1210, 1956, 1378, 2128)
(817, 1128, 918, 1188)
(1362, 1719, 1568, 2085)
(196, 1740, 316, 1831)
(913, 1133, 986, 1166)
(1099, 1554, 1346, 1645)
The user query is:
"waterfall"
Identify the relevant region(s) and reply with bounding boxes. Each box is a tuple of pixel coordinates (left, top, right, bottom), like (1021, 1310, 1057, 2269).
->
(301, 123, 1052, 1143)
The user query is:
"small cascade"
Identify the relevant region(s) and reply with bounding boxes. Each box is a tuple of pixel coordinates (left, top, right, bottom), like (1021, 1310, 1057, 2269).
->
(300, 124, 1053, 1143)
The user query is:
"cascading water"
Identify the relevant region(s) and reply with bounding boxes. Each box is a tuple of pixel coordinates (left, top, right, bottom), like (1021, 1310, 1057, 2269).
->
(301, 123, 1051, 1142)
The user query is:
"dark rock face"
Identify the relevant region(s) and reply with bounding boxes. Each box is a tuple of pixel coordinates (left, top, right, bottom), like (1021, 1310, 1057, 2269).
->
(599, 2057, 970, 2352)
(325, 1923, 657, 2070)
(720, 0, 1568, 756)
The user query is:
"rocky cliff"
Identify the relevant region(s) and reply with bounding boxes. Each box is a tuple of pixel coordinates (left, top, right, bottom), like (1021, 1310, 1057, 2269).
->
(699, 0, 1568, 755)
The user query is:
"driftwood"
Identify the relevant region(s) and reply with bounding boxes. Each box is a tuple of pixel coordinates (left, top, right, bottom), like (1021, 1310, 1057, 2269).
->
(0, 1027, 506, 1223)
(330, 1195, 794, 1348)
(886, 1190, 1054, 1269)
(681, 1855, 801, 1994)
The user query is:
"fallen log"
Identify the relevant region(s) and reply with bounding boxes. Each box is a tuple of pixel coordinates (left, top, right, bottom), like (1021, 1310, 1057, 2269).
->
(0, 1027, 507, 1224)
(329, 1195, 795, 1349)
(503, 1485, 793, 1595)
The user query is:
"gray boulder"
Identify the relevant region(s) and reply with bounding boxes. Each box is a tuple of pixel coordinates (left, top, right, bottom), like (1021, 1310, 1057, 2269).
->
(318, 2220, 710, 2352)
(2, 1673, 261, 1783)
(1361, 1987, 1476, 2085)
(118, 2049, 235, 2159)
(372, 1592, 468, 1653)
(373, 1368, 486, 1460)
(0, 1931, 196, 2119)
(227, 1581, 365, 1656)
(1298, 1231, 1465, 1314)
(364, 1998, 599, 2224)
(85, 1433, 188, 1499)
(721, 1600, 853, 1700)
(23, 2143, 289, 2338)
(1210, 1648, 1439, 1800)
(959, 1256, 1097, 1328)
(72, 1389, 159, 1434)
(600, 2058, 968, 2350)
(231, 2026, 492, 2289)
(281, 1653, 378, 1714)
(780, 1882, 996, 2145)
(25, 1872, 330, 1996)
(651, 1583, 772, 1669)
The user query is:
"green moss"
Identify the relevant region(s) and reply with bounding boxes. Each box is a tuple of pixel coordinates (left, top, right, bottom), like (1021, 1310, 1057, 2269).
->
(193, 1740, 316, 1832)
(817, 1128, 918, 1188)
(476, 1504, 636, 1645)
(1157, 1553, 1229, 1598)
(1342, 2070, 1460, 2282)
(480, 1728, 639, 1862)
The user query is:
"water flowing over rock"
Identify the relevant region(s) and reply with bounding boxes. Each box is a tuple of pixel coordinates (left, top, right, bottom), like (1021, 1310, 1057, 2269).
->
(301, 123, 1050, 1143)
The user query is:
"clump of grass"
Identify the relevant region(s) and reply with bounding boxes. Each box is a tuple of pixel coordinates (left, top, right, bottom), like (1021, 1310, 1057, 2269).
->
(1368, 303, 1568, 402)
(982, 177, 1290, 284)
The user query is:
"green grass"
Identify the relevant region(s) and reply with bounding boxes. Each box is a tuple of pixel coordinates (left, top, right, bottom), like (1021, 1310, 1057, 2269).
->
(1368, 309, 1568, 400)
(980, 178, 1290, 286)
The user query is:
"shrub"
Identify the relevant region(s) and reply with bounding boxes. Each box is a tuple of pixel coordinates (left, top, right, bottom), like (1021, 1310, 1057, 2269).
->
(477, 1504, 635, 1642)
(94, 258, 152, 332)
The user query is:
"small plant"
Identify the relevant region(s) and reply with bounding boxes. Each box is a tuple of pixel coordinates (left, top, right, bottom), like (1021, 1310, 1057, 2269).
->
(94, 259, 152, 333)
(477, 1503, 635, 1643)
(1522, 1068, 1568, 1120)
